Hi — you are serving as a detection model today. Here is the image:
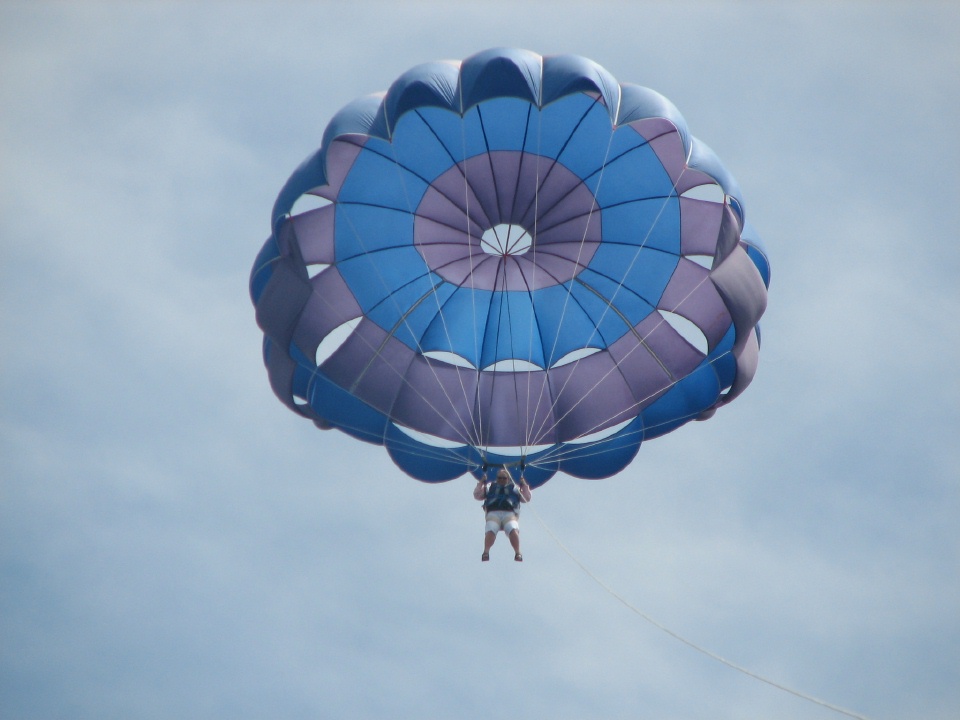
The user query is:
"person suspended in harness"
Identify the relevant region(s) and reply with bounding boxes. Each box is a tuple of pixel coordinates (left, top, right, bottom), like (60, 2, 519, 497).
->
(474, 467, 532, 562)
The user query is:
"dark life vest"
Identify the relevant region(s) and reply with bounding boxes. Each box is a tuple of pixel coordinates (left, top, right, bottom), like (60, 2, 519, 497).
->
(483, 483, 521, 513)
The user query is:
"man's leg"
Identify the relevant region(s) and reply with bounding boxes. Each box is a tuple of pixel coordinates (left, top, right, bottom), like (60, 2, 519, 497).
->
(482, 530, 497, 559)
(508, 529, 521, 556)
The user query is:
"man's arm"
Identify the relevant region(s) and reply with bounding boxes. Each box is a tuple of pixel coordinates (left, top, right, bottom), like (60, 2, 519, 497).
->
(518, 476, 532, 503)
(473, 480, 487, 501)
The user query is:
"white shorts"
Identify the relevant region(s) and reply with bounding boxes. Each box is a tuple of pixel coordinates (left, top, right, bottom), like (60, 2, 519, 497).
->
(485, 510, 519, 535)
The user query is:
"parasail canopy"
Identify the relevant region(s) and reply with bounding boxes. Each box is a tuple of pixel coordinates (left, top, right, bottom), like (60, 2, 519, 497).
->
(250, 48, 770, 486)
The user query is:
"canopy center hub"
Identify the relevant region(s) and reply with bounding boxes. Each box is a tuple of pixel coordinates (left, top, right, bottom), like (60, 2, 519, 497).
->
(480, 224, 532, 256)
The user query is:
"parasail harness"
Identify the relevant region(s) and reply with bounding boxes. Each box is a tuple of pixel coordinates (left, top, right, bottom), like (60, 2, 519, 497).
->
(482, 482, 523, 513)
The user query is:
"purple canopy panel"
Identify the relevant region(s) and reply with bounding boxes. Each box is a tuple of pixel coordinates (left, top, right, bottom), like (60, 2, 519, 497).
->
(658, 259, 732, 350)
(291, 268, 362, 357)
(421, 166, 492, 229)
(474, 370, 557, 448)
(515, 250, 592, 290)
(264, 340, 301, 410)
(606, 332, 674, 409)
(465, 256, 505, 289)
(291, 204, 336, 265)
(391, 356, 480, 444)
(636, 311, 705, 380)
(723, 328, 760, 405)
(315, 137, 367, 200)
(709, 243, 768, 404)
(711, 244, 767, 339)
(525, 163, 592, 230)
(413, 214, 474, 248)
(414, 153, 601, 292)
(254, 258, 312, 349)
(461, 155, 503, 225)
(630, 119, 690, 188)
(680, 197, 725, 258)
(715, 203, 744, 264)
(675, 167, 723, 197)
(431, 256, 488, 288)
(416, 179, 493, 232)
(320, 319, 414, 418)
(547, 351, 639, 443)
(537, 212, 601, 245)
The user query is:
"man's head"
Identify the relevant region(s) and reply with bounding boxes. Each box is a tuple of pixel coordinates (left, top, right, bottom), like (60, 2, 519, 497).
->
(495, 469, 512, 485)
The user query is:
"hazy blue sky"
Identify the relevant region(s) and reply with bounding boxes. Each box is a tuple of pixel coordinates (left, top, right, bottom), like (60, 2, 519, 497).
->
(2, 3, 958, 719)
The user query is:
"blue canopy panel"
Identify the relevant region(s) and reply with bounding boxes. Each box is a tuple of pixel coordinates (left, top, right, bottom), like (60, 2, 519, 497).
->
(599, 198, 680, 256)
(555, 415, 644, 479)
(640, 362, 723, 441)
(418, 281, 655, 371)
(741, 221, 771, 289)
(537, 94, 613, 172)
(372, 60, 461, 139)
(541, 53, 619, 118)
(387, 110, 464, 182)
(583, 242, 678, 307)
(307, 369, 390, 445)
(249, 234, 281, 304)
(478, 289, 544, 369)
(418, 286, 493, 368)
(272, 94, 384, 228)
(334, 204, 414, 262)
(617, 84, 690, 154)
(384, 423, 472, 482)
(459, 48, 542, 110)
(337, 137, 429, 210)
(590, 142, 677, 210)
(531, 283, 632, 365)
(402, 105, 490, 167)
(336, 243, 433, 316)
(474, 97, 535, 152)
(706, 325, 738, 392)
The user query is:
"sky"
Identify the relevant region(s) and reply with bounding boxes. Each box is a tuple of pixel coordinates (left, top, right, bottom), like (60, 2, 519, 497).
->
(2, 2, 958, 719)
